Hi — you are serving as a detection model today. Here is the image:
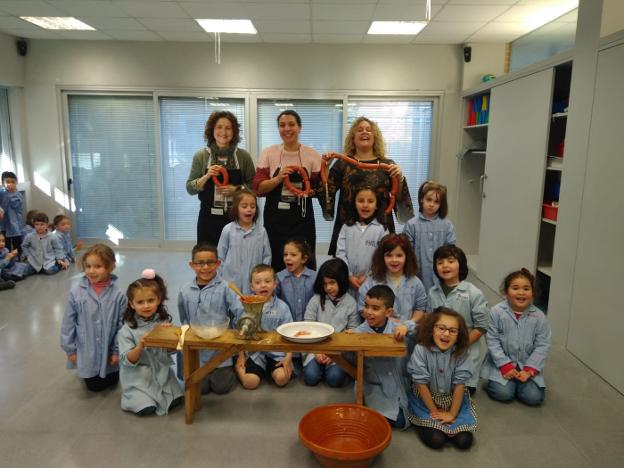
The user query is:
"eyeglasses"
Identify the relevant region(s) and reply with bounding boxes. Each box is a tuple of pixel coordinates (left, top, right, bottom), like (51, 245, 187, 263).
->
(434, 324, 459, 336)
(192, 260, 218, 267)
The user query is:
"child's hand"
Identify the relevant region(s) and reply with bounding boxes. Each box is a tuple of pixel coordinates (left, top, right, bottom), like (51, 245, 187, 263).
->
(6, 249, 18, 260)
(67, 353, 77, 364)
(348, 275, 361, 290)
(159, 322, 173, 328)
(206, 165, 223, 177)
(276, 356, 293, 380)
(431, 410, 456, 425)
(344, 329, 354, 334)
(516, 370, 532, 382)
(503, 368, 519, 380)
(315, 354, 331, 365)
(109, 354, 119, 366)
(393, 325, 408, 341)
(75, 240, 84, 252)
(58, 259, 69, 270)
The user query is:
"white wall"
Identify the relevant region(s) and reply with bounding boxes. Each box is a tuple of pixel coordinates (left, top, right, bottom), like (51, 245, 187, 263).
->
(0, 31, 24, 86)
(19, 40, 462, 220)
(601, 0, 624, 37)
(461, 43, 506, 91)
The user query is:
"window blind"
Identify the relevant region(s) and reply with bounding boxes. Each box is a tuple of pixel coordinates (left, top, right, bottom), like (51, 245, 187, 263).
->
(68, 94, 159, 240)
(0, 88, 13, 173)
(159, 97, 246, 240)
(257, 99, 343, 243)
(347, 100, 433, 231)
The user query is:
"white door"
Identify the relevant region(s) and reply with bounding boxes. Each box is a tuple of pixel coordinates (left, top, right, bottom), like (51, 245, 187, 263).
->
(476, 69, 554, 291)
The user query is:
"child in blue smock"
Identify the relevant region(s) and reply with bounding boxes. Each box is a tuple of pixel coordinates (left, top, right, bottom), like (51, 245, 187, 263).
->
(276, 238, 317, 322)
(218, 189, 271, 295)
(0, 231, 28, 281)
(236, 264, 293, 389)
(358, 234, 427, 329)
(119, 269, 183, 416)
(178, 242, 244, 395)
(22, 212, 68, 275)
(481, 268, 551, 406)
(0, 171, 25, 253)
(60, 244, 126, 392)
(336, 186, 388, 297)
(350, 285, 411, 429)
(303, 258, 360, 387)
(52, 214, 83, 264)
(407, 307, 477, 450)
(428, 245, 489, 393)
(404, 181, 456, 293)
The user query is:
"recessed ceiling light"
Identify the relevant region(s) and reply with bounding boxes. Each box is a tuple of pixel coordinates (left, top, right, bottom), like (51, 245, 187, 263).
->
(196, 19, 257, 34)
(20, 16, 95, 30)
(368, 21, 428, 35)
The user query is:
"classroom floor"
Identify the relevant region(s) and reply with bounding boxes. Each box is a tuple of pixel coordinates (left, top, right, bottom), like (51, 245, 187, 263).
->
(0, 249, 622, 468)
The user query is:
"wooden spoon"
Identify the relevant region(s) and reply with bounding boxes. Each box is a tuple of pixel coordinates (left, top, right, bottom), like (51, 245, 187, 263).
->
(228, 282, 244, 298)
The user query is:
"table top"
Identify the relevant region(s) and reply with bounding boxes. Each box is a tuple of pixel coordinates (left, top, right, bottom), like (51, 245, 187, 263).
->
(143, 326, 406, 357)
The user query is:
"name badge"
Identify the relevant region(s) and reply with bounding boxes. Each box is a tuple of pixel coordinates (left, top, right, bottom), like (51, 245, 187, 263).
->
(277, 202, 291, 210)
(211, 208, 224, 215)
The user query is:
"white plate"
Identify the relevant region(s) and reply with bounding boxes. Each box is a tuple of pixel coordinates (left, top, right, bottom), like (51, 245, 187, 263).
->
(276, 322, 334, 343)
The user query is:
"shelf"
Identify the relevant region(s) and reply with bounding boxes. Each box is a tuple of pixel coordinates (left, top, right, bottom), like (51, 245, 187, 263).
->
(552, 112, 568, 119)
(464, 123, 488, 129)
(537, 263, 552, 277)
(542, 217, 557, 225)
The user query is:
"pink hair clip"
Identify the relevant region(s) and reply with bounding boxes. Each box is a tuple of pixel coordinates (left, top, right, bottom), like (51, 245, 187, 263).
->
(141, 268, 156, 280)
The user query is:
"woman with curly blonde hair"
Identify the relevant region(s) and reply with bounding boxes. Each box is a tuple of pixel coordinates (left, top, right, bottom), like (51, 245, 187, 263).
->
(322, 117, 414, 256)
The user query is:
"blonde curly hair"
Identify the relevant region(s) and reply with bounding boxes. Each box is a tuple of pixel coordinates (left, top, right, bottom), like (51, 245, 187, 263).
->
(343, 117, 387, 160)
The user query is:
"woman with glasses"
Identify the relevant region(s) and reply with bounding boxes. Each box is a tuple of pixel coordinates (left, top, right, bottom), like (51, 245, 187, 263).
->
(186, 111, 255, 246)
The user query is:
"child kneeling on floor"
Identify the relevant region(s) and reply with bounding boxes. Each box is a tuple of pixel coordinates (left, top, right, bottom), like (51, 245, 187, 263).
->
(119, 269, 183, 416)
(407, 307, 477, 450)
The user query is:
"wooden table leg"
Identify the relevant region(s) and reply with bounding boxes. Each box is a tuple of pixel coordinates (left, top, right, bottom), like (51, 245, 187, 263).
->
(356, 351, 364, 405)
(183, 347, 199, 424)
(330, 354, 356, 379)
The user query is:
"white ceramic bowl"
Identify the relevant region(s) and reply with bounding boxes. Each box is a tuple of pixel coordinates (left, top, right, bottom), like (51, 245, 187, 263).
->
(192, 318, 230, 340)
(277, 322, 334, 343)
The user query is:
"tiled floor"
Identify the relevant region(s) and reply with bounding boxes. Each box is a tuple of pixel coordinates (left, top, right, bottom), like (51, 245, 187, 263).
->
(0, 249, 622, 468)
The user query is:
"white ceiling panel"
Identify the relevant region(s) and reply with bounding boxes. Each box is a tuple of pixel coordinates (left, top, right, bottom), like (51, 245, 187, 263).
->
(447, 0, 516, 4)
(312, 4, 376, 21)
(47, 0, 127, 18)
(373, 4, 443, 21)
(362, 34, 414, 44)
(434, 5, 511, 22)
(215, 33, 260, 42)
(468, 32, 521, 41)
(138, 17, 202, 31)
(156, 30, 211, 41)
(423, 21, 486, 35)
(313, 34, 363, 43)
(312, 21, 368, 35)
(179, 2, 248, 18)
(105, 30, 163, 41)
(254, 20, 310, 34)
(476, 21, 532, 34)
(2, 28, 62, 39)
(78, 17, 146, 31)
(0, 16, 40, 29)
(243, 3, 310, 21)
(56, 30, 113, 40)
(114, 1, 189, 19)
(413, 35, 469, 44)
(0, 0, 66, 16)
(261, 33, 312, 43)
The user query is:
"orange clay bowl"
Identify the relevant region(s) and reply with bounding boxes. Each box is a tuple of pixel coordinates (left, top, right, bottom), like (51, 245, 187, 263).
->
(240, 295, 268, 304)
(299, 404, 392, 468)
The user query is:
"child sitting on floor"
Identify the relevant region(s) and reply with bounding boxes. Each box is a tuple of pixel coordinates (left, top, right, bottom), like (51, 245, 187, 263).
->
(22, 212, 67, 275)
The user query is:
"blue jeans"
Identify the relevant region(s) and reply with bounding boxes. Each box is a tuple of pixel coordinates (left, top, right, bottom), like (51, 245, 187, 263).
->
(486, 379, 545, 406)
(303, 359, 347, 387)
(26, 263, 60, 276)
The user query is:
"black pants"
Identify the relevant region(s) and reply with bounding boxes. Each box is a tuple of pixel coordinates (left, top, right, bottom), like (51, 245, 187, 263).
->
(2, 234, 22, 255)
(84, 372, 119, 392)
(417, 426, 473, 450)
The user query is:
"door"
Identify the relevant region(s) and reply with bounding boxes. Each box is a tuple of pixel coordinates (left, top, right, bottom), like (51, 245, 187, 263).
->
(477, 69, 554, 291)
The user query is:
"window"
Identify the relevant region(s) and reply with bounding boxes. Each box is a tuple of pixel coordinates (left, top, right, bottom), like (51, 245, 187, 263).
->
(0, 88, 14, 174)
(347, 99, 433, 230)
(159, 97, 246, 240)
(257, 99, 343, 242)
(68, 94, 159, 240)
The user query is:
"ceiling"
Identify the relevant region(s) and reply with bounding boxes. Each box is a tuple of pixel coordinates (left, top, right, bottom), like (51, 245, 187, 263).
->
(0, 0, 578, 45)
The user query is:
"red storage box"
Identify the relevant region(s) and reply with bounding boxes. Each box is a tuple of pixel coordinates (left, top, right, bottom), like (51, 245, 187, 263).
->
(542, 203, 558, 221)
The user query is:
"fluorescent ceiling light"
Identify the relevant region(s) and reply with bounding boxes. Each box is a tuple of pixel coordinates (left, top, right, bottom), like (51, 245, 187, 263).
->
(368, 21, 428, 35)
(196, 19, 256, 34)
(20, 16, 95, 30)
